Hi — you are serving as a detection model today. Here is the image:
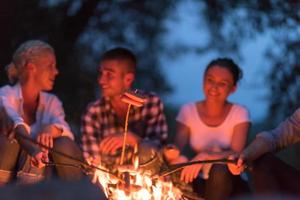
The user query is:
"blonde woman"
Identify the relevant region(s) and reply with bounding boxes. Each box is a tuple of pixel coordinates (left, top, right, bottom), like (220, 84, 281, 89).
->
(0, 40, 83, 185)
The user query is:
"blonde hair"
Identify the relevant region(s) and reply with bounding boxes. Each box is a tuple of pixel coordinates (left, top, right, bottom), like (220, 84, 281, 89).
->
(5, 40, 54, 84)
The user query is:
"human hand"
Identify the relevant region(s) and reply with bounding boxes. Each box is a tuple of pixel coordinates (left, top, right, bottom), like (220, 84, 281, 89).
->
(163, 144, 180, 163)
(180, 163, 202, 183)
(86, 156, 101, 166)
(8, 124, 28, 142)
(30, 151, 48, 168)
(180, 153, 207, 183)
(37, 132, 53, 150)
(227, 154, 247, 175)
(99, 132, 139, 154)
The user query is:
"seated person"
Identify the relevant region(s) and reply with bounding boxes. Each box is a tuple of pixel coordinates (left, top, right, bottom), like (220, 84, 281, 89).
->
(165, 58, 251, 200)
(228, 108, 300, 197)
(0, 40, 84, 185)
(81, 47, 168, 166)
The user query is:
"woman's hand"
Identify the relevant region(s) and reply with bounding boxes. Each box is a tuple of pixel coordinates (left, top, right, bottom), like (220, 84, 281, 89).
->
(180, 152, 207, 183)
(37, 132, 53, 149)
(180, 163, 202, 183)
(30, 151, 49, 168)
(36, 132, 53, 166)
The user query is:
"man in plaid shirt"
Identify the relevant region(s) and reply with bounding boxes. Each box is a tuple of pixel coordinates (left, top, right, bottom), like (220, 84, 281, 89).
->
(81, 47, 168, 162)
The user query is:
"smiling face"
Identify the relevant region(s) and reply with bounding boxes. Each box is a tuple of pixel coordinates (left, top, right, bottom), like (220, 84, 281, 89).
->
(32, 51, 58, 91)
(203, 65, 236, 102)
(98, 59, 134, 99)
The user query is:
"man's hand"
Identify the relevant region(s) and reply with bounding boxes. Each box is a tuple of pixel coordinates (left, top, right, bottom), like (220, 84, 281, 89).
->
(99, 132, 139, 154)
(30, 151, 49, 168)
(227, 154, 247, 175)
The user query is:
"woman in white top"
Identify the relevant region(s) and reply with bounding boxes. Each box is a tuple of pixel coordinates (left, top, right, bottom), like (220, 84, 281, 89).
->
(167, 58, 251, 200)
(0, 40, 83, 185)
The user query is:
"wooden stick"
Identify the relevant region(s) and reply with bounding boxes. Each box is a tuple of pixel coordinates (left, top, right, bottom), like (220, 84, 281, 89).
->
(158, 158, 237, 177)
(15, 133, 121, 179)
(120, 103, 132, 165)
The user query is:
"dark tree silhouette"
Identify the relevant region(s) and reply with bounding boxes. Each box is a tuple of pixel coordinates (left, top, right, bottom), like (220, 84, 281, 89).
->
(1, 0, 299, 135)
(189, 0, 300, 124)
(0, 0, 175, 136)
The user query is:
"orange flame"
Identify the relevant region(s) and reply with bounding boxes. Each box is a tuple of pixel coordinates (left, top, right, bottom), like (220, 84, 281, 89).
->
(91, 158, 183, 200)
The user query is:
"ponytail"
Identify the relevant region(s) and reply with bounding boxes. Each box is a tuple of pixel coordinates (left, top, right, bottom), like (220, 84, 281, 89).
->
(5, 62, 19, 84)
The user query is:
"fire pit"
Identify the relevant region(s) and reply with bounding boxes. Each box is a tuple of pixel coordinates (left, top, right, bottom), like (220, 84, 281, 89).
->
(14, 89, 234, 200)
(90, 142, 199, 200)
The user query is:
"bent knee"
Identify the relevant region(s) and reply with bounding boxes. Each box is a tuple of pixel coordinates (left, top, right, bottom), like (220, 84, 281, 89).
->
(210, 164, 229, 175)
(52, 137, 83, 160)
(209, 164, 232, 182)
(53, 137, 74, 150)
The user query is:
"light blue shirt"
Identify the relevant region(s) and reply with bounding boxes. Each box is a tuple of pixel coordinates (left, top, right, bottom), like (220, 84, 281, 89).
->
(0, 83, 74, 140)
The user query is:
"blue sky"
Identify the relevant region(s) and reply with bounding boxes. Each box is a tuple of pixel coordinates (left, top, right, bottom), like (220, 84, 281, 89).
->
(160, 1, 273, 122)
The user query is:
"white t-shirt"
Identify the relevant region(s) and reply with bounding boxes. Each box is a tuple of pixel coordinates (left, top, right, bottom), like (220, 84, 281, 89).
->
(176, 103, 251, 153)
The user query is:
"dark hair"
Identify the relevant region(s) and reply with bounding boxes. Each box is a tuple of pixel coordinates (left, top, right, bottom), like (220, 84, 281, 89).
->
(101, 47, 136, 74)
(204, 58, 243, 85)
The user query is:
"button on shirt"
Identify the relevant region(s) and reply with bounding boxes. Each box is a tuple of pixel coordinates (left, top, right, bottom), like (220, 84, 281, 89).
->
(0, 84, 73, 140)
(81, 92, 168, 161)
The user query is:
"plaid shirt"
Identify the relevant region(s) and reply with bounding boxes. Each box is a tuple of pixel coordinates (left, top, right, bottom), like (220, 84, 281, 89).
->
(81, 91, 168, 161)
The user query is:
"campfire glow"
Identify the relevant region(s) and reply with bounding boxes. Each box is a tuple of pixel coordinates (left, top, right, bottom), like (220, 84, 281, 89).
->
(90, 90, 183, 199)
(91, 160, 183, 200)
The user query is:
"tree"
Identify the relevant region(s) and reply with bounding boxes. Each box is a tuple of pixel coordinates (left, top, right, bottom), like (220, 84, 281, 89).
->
(189, 0, 300, 124)
(0, 0, 175, 136)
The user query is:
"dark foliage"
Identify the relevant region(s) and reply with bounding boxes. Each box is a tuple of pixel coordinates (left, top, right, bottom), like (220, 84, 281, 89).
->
(0, 0, 175, 136)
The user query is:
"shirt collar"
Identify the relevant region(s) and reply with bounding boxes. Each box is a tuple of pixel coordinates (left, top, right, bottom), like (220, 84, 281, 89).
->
(13, 83, 46, 108)
(13, 83, 23, 100)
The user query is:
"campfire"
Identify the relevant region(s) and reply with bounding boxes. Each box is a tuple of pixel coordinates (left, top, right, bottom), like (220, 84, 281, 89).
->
(91, 148, 183, 200)
(87, 90, 234, 200)
(90, 90, 185, 199)
(15, 89, 234, 200)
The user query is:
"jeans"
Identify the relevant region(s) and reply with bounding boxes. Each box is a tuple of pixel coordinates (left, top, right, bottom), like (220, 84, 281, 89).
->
(0, 134, 84, 184)
(251, 153, 300, 196)
(193, 164, 251, 200)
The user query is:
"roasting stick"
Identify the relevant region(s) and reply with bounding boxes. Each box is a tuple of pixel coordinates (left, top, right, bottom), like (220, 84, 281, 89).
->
(15, 133, 123, 181)
(158, 158, 237, 177)
(120, 89, 146, 165)
(120, 103, 132, 165)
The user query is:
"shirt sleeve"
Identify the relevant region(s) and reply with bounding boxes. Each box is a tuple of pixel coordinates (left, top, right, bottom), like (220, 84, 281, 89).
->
(144, 95, 168, 146)
(47, 96, 74, 140)
(0, 95, 31, 134)
(176, 103, 191, 126)
(233, 105, 251, 125)
(256, 108, 300, 152)
(81, 104, 102, 161)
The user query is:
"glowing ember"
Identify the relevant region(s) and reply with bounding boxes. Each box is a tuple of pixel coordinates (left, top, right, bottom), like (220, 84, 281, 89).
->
(91, 90, 183, 199)
(91, 159, 183, 200)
